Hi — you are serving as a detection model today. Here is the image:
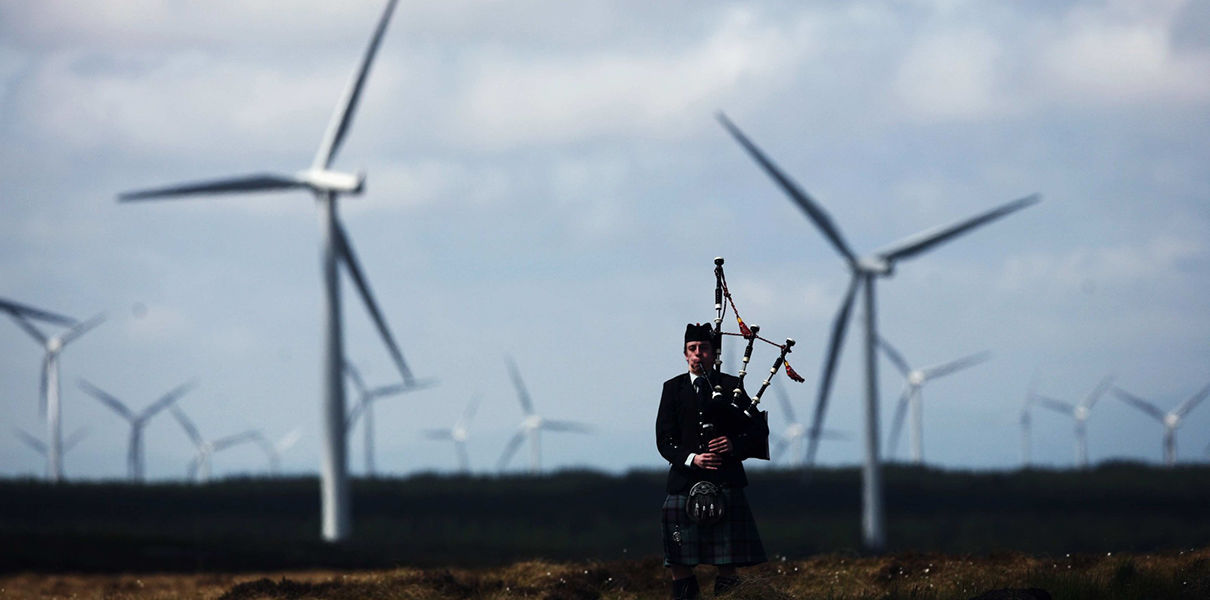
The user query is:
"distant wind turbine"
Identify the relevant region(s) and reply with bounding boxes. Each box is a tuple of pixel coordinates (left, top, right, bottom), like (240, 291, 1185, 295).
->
(718, 112, 1038, 550)
(771, 383, 846, 467)
(169, 405, 260, 482)
(498, 357, 594, 474)
(344, 361, 435, 477)
(77, 378, 196, 482)
(422, 395, 482, 473)
(251, 429, 302, 475)
(2, 298, 105, 483)
(878, 337, 990, 464)
(1033, 375, 1114, 468)
(118, 0, 417, 541)
(13, 426, 88, 479)
(1113, 383, 1210, 467)
(1020, 377, 1037, 468)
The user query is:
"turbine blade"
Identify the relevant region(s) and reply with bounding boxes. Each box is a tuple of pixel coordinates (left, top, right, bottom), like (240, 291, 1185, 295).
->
(1081, 374, 1115, 409)
(877, 194, 1041, 263)
(496, 430, 526, 470)
(422, 429, 453, 440)
(276, 429, 302, 452)
(344, 360, 368, 394)
(13, 428, 46, 454)
(119, 173, 305, 201)
(716, 112, 858, 267)
(59, 312, 106, 346)
(505, 356, 535, 415)
(922, 351, 991, 381)
(1112, 388, 1166, 421)
(459, 394, 484, 428)
(877, 336, 913, 377)
(542, 420, 594, 434)
(8, 311, 50, 345)
(312, 0, 399, 169)
(886, 390, 911, 458)
(169, 405, 205, 447)
(346, 398, 366, 431)
(0, 298, 77, 327)
(371, 376, 438, 398)
(805, 274, 859, 466)
(143, 380, 198, 419)
(773, 383, 797, 423)
(1034, 395, 1076, 416)
(77, 378, 136, 421)
(334, 220, 415, 385)
(213, 430, 260, 452)
(1173, 382, 1210, 419)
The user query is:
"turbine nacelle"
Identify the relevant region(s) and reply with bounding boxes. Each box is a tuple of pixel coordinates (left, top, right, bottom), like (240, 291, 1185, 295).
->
(452, 427, 469, 443)
(523, 414, 543, 430)
(1074, 405, 1090, 421)
(907, 370, 925, 386)
(858, 256, 893, 276)
(1164, 413, 1180, 429)
(295, 168, 365, 195)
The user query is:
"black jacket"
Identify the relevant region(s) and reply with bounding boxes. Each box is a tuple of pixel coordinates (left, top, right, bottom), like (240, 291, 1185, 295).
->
(655, 371, 769, 494)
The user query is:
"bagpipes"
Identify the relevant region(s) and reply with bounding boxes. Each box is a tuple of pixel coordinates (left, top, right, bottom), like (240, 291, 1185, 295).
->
(710, 257, 805, 421)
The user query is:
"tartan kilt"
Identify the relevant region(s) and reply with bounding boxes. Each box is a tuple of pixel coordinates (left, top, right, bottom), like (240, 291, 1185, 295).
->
(661, 486, 766, 567)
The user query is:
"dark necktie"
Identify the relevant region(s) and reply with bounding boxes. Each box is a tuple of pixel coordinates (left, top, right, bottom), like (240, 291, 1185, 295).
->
(694, 376, 710, 403)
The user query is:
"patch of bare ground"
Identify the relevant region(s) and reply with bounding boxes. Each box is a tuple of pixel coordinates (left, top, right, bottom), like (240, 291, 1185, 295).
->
(1, 548, 1206, 600)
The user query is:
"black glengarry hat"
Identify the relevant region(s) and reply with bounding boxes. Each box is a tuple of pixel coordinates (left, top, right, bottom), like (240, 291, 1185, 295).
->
(684, 323, 714, 346)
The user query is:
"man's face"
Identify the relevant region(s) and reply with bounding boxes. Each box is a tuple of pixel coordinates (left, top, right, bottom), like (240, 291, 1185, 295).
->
(684, 340, 715, 375)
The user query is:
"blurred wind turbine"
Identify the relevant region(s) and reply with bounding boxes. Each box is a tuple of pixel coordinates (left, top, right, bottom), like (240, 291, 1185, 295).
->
(118, 0, 416, 541)
(2, 299, 105, 483)
(770, 384, 846, 467)
(251, 429, 302, 475)
(169, 406, 260, 482)
(1033, 375, 1114, 468)
(878, 337, 990, 464)
(498, 357, 594, 474)
(422, 395, 483, 473)
(1020, 378, 1037, 468)
(718, 112, 1038, 550)
(344, 361, 435, 477)
(13, 426, 88, 479)
(1113, 383, 1210, 467)
(77, 378, 196, 482)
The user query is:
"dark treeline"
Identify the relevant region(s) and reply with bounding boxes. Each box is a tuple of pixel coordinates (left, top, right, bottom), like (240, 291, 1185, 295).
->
(2, 462, 1208, 572)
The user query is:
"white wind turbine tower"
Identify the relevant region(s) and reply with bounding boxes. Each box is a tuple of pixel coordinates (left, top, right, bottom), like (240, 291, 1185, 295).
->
(423, 395, 482, 473)
(344, 361, 434, 477)
(878, 337, 990, 464)
(1113, 383, 1210, 467)
(251, 429, 302, 475)
(169, 405, 261, 482)
(2, 298, 105, 483)
(13, 427, 88, 479)
(119, 0, 419, 541)
(1033, 375, 1114, 468)
(77, 378, 196, 482)
(718, 113, 1039, 550)
(1020, 380, 1037, 468)
(498, 358, 594, 474)
(771, 384, 846, 467)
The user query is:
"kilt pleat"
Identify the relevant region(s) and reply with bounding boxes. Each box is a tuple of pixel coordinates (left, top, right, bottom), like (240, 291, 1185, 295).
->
(661, 487, 766, 567)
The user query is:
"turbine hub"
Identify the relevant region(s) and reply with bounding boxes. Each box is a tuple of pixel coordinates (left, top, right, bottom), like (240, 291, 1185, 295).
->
(908, 371, 925, 386)
(1164, 413, 1180, 428)
(786, 423, 806, 438)
(523, 415, 542, 430)
(296, 168, 365, 194)
(452, 427, 468, 442)
(47, 338, 63, 352)
(1074, 406, 1090, 421)
(858, 256, 892, 275)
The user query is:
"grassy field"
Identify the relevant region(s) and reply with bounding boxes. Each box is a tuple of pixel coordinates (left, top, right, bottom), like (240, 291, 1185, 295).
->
(2, 548, 1208, 599)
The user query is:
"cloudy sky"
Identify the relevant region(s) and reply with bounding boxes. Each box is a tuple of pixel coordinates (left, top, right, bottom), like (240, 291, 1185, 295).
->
(3, 0, 1209, 481)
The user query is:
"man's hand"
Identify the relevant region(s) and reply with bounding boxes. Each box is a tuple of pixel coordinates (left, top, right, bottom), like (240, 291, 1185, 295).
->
(693, 452, 722, 470)
(708, 436, 733, 454)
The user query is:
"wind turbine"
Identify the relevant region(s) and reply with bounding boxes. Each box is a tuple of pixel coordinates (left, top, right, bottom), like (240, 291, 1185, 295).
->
(118, 0, 416, 541)
(878, 337, 990, 464)
(770, 383, 846, 467)
(251, 429, 302, 475)
(2, 298, 105, 483)
(13, 426, 88, 479)
(344, 361, 435, 477)
(77, 378, 196, 482)
(168, 405, 260, 482)
(422, 395, 482, 473)
(498, 357, 594, 474)
(718, 112, 1039, 550)
(1113, 383, 1210, 467)
(1033, 375, 1114, 468)
(1020, 379, 1037, 468)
